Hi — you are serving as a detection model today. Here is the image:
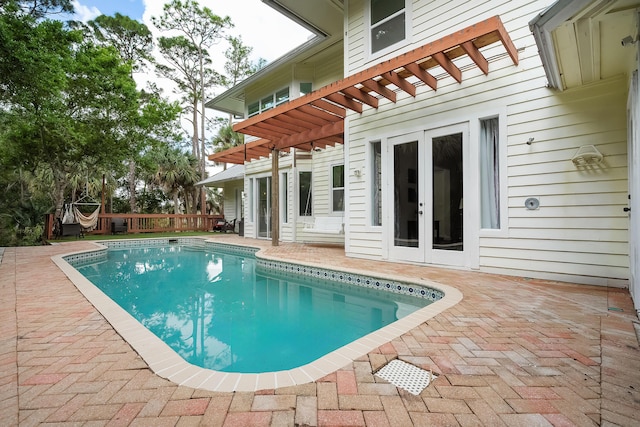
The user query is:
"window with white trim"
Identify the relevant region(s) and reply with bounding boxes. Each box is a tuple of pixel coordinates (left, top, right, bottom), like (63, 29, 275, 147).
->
(370, 0, 406, 54)
(248, 87, 290, 118)
(480, 117, 500, 229)
(332, 164, 344, 212)
(371, 141, 382, 226)
(300, 82, 312, 96)
(280, 172, 288, 223)
(299, 171, 312, 216)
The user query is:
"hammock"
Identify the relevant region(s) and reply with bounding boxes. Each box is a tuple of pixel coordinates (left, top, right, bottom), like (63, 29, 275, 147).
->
(62, 204, 75, 224)
(73, 205, 100, 231)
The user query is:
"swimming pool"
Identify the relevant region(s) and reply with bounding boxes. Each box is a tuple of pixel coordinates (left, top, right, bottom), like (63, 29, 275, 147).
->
(55, 238, 462, 392)
(70, 244, 430, 373)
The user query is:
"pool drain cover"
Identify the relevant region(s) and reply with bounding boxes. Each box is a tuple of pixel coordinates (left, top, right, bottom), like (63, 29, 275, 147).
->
(375, 359, 437, 395)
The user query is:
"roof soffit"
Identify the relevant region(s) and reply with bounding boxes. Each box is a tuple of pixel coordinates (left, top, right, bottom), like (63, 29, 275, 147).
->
(530, 0, 639, 90)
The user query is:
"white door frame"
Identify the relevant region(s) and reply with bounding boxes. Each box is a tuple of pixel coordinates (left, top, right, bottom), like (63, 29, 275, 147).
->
(384, 123, 471, 267)
(628, 70, 640, 315)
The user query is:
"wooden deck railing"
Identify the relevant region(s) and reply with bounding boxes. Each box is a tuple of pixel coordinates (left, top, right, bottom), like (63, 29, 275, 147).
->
(45, 213, 223, 240)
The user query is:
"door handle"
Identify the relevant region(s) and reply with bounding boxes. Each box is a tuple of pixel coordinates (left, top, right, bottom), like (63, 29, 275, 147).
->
(624, 207, 631, 212)
(418, 210, 423, 215)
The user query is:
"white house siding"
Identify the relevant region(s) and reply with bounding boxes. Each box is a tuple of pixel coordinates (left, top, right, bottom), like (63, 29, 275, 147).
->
(222, 180, 244, 223)
(297, 145, 346, 244)
(343, 0, 630, 285)
(491, 77, 629, 286)
(313, 43, 344, 87)
(244, 42, 343, 111)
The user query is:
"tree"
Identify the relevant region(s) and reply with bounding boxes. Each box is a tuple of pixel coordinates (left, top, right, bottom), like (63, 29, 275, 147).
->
(147, 145, 200, 214)
(83, 13, 154, 213)
(223, 36, 254, 88)
(152, 0, 232, 213)
(211, 122, 243, 170)
(0, 0, 73, 19)
(0, 7, 180, 233)
(86, 13, 153, 73)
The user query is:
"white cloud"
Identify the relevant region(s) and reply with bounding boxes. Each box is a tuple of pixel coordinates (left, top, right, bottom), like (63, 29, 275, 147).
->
(142, 0, 311, 65)
(71, 0, 101, 22)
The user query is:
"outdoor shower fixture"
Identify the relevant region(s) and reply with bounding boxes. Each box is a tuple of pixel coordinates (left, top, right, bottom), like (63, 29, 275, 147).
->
(621, 35, 637, 46)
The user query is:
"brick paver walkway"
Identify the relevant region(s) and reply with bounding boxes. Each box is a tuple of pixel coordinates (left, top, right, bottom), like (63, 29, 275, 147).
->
(1, 236, 639, 426)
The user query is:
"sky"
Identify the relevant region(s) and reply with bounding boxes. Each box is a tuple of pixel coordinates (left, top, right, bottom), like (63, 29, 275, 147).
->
(72, 0, 312, 63)
(70, 0, 313, 97)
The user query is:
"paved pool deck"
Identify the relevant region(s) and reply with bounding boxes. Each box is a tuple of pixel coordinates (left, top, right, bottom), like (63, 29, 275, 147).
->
(1, 235, 639, 426)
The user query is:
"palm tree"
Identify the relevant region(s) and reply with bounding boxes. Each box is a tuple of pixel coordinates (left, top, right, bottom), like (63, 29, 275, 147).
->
(152, 146, 200, 214)
(211, 123, 243, 170)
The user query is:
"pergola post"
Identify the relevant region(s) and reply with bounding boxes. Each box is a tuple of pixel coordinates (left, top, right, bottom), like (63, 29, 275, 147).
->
(271, 148, 279, 246)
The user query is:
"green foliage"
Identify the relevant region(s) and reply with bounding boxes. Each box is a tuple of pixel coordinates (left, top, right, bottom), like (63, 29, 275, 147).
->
(0, 0, 74, 19)
(0, 5, 180, 245)
(223, 36, 255, 87)
(86, 13, 153, 73)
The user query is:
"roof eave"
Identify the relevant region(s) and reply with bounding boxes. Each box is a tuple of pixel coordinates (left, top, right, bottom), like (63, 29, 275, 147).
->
(528, 0, 592, 91)
(205, 35, 328, 115)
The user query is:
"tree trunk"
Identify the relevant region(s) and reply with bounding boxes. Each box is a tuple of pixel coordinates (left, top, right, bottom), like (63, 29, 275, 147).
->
(53, 169, 66, 220)
(191, 97, 200, 214)
(173, 192, 180, 214)
(199, 50, 207, 217)
(128, 159, 137, 213)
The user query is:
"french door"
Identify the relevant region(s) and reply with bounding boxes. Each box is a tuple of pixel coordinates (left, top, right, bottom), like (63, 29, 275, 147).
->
(389, 124, 469, 267)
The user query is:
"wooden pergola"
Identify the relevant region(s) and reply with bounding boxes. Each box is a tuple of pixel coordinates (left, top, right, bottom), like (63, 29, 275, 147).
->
(208, 15, 519, 245)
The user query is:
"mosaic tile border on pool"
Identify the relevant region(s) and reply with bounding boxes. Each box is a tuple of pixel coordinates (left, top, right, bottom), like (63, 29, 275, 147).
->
(102, 237, 206, 250)
(63, 248, 108, 265)
(205, 241, 259, 257)
(62, 238, 442, 302)
(256, 258, 444, 302)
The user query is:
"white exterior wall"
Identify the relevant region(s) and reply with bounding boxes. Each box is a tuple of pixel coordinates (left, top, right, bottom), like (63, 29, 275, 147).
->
(344, 0, 629, 285)
(222, 180, 244, 222)
(297, 145, 346, 244)
(238, 41, 344, 243)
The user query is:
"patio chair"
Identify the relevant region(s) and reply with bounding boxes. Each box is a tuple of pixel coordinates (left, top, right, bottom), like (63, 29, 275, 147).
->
(213, 218, 236, 233)
(111, 218, 127, 234)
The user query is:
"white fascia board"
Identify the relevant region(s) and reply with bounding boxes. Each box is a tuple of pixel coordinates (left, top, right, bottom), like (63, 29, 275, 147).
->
(529, 0, 592, 90)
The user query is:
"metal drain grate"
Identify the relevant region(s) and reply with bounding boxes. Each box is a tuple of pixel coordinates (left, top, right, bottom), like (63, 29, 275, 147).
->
(375, 359, 437, 395)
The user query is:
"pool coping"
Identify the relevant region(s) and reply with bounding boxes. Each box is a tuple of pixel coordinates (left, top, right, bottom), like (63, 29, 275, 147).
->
(52, 238, 463, 392)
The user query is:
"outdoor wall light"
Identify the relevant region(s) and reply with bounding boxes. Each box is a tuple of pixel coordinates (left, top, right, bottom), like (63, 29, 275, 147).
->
(571, 145, 603, 166)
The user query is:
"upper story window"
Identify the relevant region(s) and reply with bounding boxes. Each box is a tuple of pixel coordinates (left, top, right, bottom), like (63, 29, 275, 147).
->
(300, 82, 312, 96)
(248, 87, 290, 118)
(370, 0, 406, 54)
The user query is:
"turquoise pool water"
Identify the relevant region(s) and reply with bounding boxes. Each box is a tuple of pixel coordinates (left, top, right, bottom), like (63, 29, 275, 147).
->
(72, 244, 431, 373)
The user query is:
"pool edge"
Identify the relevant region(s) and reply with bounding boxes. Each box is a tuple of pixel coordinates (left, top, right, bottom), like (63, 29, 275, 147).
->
(51, 238, 463, 393)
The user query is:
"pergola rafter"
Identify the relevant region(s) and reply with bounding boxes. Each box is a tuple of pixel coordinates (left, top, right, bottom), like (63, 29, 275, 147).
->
(208, 15, 518, 164)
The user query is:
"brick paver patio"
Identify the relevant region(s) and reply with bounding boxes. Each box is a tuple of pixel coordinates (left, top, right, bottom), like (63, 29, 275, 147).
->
(1, 235, 639, 426)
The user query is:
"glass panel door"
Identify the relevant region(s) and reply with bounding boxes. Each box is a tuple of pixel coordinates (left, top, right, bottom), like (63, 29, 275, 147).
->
(427, 124, 467, 266)
(389, 133, 424, 263)
(257, 177, 271, 239)
(432, 133, 463, 251)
